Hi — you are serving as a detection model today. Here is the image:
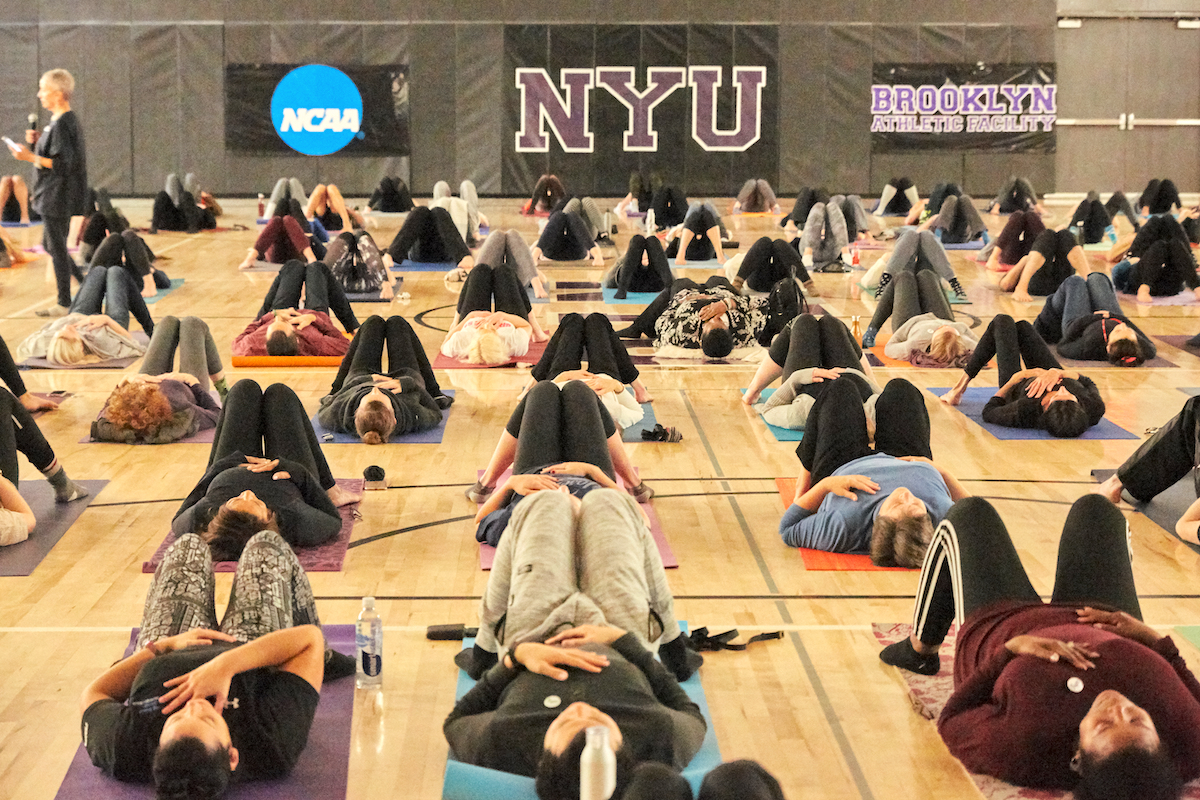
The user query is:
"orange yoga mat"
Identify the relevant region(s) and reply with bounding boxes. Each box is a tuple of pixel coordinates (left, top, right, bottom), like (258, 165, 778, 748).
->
(231, 355, 345, 367)
(774, 477, 911, 572)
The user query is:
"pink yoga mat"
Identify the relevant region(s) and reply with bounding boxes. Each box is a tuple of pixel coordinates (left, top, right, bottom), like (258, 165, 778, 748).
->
(473, 469, 676, 569)
(142, 478, 363, 573)
(432, 337, 547, 369)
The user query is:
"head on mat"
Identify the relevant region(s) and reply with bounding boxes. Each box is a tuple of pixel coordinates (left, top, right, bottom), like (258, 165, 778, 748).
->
(697, 760, 785, 800)
(870, 487, 934, 568)
(103, 379, 175, 435)
(535, 701, 636, 800)
(465, 325, 510, 365)
(355, 386, 396, 445)
(201, 490, 279, 561)
(154, 707, 236, 800)
(1105, 325, 1145, 368)
(47, 324, 100, 365)
(264, 315, 299, 356)
(1041, 389, 1090, 438)
(928, 325, 970, 365)
(1072, 690, 1182, 800)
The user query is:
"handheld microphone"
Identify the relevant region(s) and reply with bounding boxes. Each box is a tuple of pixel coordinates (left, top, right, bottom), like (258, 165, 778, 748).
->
(27, 113, 37, 131)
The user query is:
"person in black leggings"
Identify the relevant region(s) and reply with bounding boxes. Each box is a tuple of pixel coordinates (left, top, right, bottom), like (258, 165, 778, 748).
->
(780, 187, 830, 229)
(985, 176, 1042, 215)
(874, 177, 917, 216)
(732, 236, 817, 297)
(1068, 190, 1139, 243)
(149, 173, 215, 234)
(1138, 178, 1181, 215)
(986, 210, 1045, 271)
(528, 312, 651, 402)
(368, 176, 415, 212)
(1115, 234, 1200, 304)
(604, 234, 674, 298)
(256, 259, 359, 334)
(531, 206, 603, 267)
(999, 228, 1086, 302)
(467, 380, 650, 530)
(0, 386, 87, 501)
(171, 380, 360, 560)
(385, 205, 472, 268)
(881, 494, 1197, 796)
(942, 314, 1103, 437)
(665, 202, 725, 264)
(88, 230, 169, 298)
(318, 315, 448, 444)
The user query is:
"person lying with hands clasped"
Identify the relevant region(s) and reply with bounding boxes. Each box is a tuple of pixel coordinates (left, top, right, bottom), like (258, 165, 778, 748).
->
(780, 375, 969, 566)
(447, 488, 704, 797)
(880, 494, 1200, 797)
(80, 527, 350, 796)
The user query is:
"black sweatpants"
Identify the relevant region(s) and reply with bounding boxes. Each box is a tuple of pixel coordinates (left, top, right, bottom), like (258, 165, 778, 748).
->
(0, 334, 27, 399)
(650, 186, 687, 227)
(531, 312, 639, 385)
(738, 237, 810, 291)
(91, 231, 153, 277)
(1131, 238, 1199, 296)
(0, 387, 56, 485)
(256, 260, 359, 333)
(963, 314, 1060, 385)
(615, 235, 673, 294)
(768, 313, 863, 380)
(330, 314, 443, 398)
(535, 210, 592, 261)
(505, 380, 616, 479)
(781, 187, 830, 228)
(386, 206, 470, 264)
(209, 381, 335, 489)
(1026, 229, 1080, 296)
(910, 495, 1140, 647)
(1116, 394, 1200, 503)
(456, 263, 531, 318)
(368, 177, 414, 212)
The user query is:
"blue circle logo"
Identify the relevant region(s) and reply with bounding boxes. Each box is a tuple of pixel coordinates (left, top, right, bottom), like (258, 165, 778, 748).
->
(270, 65, 363, 156)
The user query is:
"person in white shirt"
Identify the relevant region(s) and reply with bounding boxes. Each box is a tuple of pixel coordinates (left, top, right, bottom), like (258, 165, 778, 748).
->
(441, 264, 548, 365)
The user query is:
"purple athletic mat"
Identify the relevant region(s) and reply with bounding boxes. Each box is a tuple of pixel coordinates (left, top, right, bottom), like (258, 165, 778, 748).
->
(0, 479, 107, 576)
(308, 390, 454, 444)
(1092, 468, 1200, 552)
(1157, 335, 1200, 353)
(19, 331, 149, 370)
(82, 425, 216, 445)
(142, 478, 364, 573)
(927, 387, 1139, 440)
(52, 624, 354, 800)
(1056, 351, 1177, 369)
(29, 391, 71, 415)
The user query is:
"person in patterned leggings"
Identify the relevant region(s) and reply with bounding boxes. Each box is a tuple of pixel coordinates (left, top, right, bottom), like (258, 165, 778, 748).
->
(80, 530, 354, 796)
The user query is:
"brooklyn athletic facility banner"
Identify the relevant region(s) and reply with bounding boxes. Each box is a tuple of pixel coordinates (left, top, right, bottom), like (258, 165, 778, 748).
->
(870, 63, 1056, 154)
(225, 64, 411, 156)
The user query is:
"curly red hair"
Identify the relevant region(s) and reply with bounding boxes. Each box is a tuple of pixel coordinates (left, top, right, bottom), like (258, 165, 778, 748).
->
(102, 380, 174, 434)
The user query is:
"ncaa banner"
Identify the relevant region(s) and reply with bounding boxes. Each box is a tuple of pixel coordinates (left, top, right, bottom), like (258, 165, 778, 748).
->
(225, 64, 411, 156)
(870, 63, 1056, 154)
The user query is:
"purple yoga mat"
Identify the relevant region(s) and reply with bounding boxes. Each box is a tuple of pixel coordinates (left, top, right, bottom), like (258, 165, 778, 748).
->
(1056, 350, 1177, 369)
(142, 478, 364, 573)
(0, 480, 107, 576)
(53, 625, 354, 800)
(927, 387, 1139, 440)
(1123, 290, 1198, 306)
(30, 391, 71, 415)
(1157, 335, 1200, 353)
(82, 425, 216, 445)
(19, 331, 149, 370)
(474, 469, 677, 569)
(308, 390, 453, 443)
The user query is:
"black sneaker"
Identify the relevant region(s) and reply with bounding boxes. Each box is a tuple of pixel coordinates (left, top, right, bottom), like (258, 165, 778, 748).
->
(435, 394, 454, 409)
(879, 638, 940, 675)
(324, 648, 357, 681)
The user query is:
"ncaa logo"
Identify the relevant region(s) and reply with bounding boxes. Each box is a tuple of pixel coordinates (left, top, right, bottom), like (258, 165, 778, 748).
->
(271, 65, 363, 156)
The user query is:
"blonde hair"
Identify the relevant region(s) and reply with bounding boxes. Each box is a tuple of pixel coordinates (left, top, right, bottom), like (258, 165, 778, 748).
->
(41, 69, 75, 101)
(927, 326, 968, 365)
(47, 333, 97, 365)
(466, 328, 510, 365)
(355, 399, 395, 445)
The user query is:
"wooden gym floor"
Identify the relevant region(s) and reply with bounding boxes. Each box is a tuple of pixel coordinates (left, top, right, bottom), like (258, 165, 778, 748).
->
(2, 195, 1199, 800)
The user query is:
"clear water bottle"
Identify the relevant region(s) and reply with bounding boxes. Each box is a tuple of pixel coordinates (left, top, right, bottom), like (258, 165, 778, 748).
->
(579, 725, 616, 800)
(356, 596, 383, 688)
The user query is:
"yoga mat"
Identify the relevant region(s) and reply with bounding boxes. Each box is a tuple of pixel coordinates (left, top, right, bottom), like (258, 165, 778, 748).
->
(620, 400, 659, 442)
(308, 390, 453, 444)
(673, 258, 724, 269)
(29, 390, 71, 415)
(1157, 335, 1200, 352)
(927, 387, 1139, 440)
(344, 276, 403, 303)
(141, 278, 184, 304)
(53, 624, 354, 800)
(24, 244, 80, 254)
(391, 259, 455, 272)
(773, 478, 911, 571)
(432, 337, 547, 369)
(19, 331, 149, 370)
(942, 238, 986, 250)
(1, 220, 37, 227)
(142, 478, 364, 573)
(474, 469, 676, 569)
(1056, 350, 1177, 369)
(444, 626, 720, 800)
(1083, 241, 1117, 251)
(0, 480, 106, 576)
(602, 286, 659, 305)
(850, 239, 887, 251)
(1124, 290, 1198, 306)
(741, 388, 804, 442)
(1091, 468, 1200, 552)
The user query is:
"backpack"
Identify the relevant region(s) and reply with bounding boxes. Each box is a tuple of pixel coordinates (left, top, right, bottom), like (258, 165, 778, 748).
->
(768, 277, 807, 327)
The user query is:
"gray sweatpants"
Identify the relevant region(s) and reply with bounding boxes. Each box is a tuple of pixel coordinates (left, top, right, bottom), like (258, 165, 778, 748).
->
(476, 229, 538, 287)
(476, 489, 682, 655)
(800, 202, 849, 267)
(881, 230, 956, 283)
(564, 196, 605, 241)
(139, 315, 223, 392)
(136, 531, 321, 649)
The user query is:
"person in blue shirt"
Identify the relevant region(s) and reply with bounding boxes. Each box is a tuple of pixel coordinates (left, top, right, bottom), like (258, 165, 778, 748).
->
(779, 375, 969, 566)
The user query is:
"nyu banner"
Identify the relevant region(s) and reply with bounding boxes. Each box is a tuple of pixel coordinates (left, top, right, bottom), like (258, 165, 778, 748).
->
(871, 63, 1056, 153)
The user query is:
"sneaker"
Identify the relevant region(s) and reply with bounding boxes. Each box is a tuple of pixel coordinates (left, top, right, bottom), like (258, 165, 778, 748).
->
(879, 638, 940, 675)
(465, 481, 493, 503)
(434, 394, 454, 410)
(36, 304, 69, 318)
(629, 481, 655, 502)
(644, 208, 655, 235)
(323, 649, 356, 682)
(444, 267, 467, 282)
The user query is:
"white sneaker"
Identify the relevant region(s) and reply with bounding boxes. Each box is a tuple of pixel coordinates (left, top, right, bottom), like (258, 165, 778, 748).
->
(644, 208, 655, 235)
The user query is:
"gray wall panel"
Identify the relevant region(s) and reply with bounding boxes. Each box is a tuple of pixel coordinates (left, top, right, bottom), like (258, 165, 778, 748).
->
(870, 153, 962, 193)
(826, 25, 872, 193)
(40, 25, 133, 193)
(778, 24, 829, 193)
(133, 1, 224, 23)
(605, 0, 689, 23)
(224, 24, 271, 63)
(456, 24, 503, 194)
(0, 5, 38, 23)
(963, 25, 1010, 63)
(1011, 24, 1055, 61)
(872, 25, 922, 63)
(131, 26, 181, 195)
(0, 26, 40, 136)
(873, 0, 965, 25)
(362, 24, 409, 64)
(693, 0, 780, 24)
(39, 0, 130, 23)
(921, 24, 965, 62)
(178, 25, 226, 194)
(409, 23, 456, 193)
(964, 153, 1054, 197)
(781, 0, 872, 24)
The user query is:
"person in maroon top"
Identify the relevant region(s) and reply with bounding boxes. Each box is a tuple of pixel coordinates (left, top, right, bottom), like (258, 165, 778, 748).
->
(232, 260, 357, 357)
(880, 495, 1200, 798)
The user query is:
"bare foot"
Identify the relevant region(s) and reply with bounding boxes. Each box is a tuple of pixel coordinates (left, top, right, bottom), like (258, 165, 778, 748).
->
(532, 328, 550, 343)
(379, 281, 395, 300)
(532, 277, 548, 298)
(237, 248, 258, 270)
(742, 390, 759, 406)
(327, 484, 363, 507)
(942, 387, 965, 406)
(142, 274, 158, 298)
(19, 393, 55, 412)
(591, 253, 605, 268)
(1012, 290, 1033, 303)
(1137, 285, 1153, 305)
(459, 254, 475, 270)
(632, 381, 653, 404)
(1093, 474, 1125, 504)
(675, 256, 686, 266)
(382, 253, 394, 270)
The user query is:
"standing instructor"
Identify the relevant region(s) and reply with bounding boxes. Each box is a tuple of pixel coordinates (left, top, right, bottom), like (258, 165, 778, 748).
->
(10, 69, 88, 316)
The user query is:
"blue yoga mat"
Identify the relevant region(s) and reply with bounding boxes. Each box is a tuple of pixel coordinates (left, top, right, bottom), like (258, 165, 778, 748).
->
(345, 276, 403, 303)
(391, 259, 454, 272)
(927, 387, 1139, 440)
(941, 231, 990, 250)
(308, 390, 453, 444)
(142, 278, 184, 304)
(602, 286, 660, 305)
(444, 625, 722, 800)
(620, 399, 656, 442)
(0, 220, 37, 228)
(742, 388, 804, 442)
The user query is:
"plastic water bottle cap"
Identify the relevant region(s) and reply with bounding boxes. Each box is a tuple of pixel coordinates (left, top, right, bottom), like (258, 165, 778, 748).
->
(363, 596, 376, 610)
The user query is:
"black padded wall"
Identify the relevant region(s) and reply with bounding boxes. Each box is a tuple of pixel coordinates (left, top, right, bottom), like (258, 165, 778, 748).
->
(0, 2, 1056, 196)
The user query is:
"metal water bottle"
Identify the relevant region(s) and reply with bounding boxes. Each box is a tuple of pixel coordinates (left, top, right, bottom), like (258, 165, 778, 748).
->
(580, 725, 616, 800)
(356, 596, 383, 688)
